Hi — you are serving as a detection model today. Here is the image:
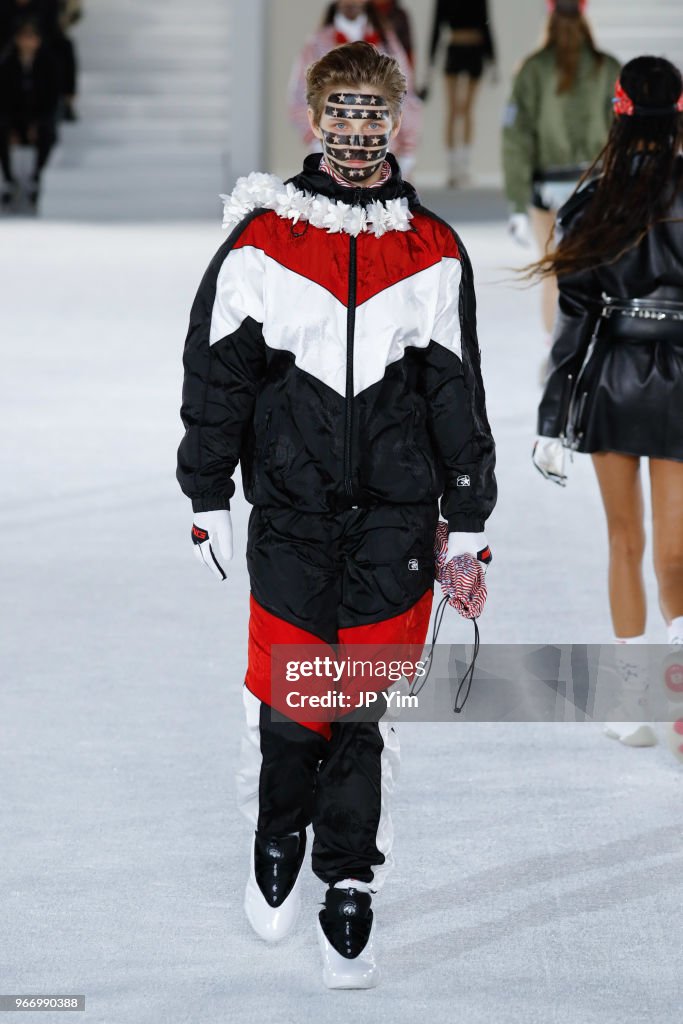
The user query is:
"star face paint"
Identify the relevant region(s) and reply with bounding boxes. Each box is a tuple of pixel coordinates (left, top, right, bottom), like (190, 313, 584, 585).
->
(319, 92, 392, 183)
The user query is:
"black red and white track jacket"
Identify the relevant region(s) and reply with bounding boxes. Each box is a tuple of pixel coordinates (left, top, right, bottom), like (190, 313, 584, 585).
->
(177, 154, 497, 532)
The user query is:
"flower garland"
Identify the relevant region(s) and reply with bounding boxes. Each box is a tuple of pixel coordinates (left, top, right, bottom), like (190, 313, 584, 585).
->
(220, 171, 413, 238)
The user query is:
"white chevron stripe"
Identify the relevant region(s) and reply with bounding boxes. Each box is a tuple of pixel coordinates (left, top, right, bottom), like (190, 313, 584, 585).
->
(264, 256, 462, 396)
(210, 248, 463, 396)
(432, 257, 462, 358)
(210, 245, 265, 345)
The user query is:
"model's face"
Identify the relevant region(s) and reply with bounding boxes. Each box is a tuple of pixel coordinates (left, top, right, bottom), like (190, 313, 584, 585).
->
(16, 28, 40, 58)
(337, 0, 366, 18)
(309, 86, 400, 185)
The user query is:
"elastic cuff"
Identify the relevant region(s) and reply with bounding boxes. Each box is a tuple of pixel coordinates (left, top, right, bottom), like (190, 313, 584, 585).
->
(537, 419, 562, 438)
(446, 515, 485, 533)
(191, 496, 232, 513)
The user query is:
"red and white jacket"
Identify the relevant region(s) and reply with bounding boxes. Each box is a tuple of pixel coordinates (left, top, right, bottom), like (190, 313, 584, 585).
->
(177, 154, 497, 532)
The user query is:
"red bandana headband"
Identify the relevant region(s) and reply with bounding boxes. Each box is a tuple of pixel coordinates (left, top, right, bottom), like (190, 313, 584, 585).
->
(334, 29, 381, 47)
(613, 77, 683, 117)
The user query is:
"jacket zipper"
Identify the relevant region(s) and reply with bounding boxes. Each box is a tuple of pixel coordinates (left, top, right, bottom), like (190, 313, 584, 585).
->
(559, 372, 573, 441)
(344, 232, 358, 498)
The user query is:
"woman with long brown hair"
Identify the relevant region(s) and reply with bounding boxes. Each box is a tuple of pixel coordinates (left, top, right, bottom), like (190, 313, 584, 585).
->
(532, 56, 683, 759)
(503, 0, 619, 358)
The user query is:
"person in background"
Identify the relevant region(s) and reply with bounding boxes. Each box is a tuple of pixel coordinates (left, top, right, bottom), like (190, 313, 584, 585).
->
(0, 0, 58, 53)
(503, 0, 619, 369)
(422, 0, 496, 188)
(531, 56, 683, 761)
(0, 1, 78, 119)
(0, 16, 60, 210)
(56, 0, 81, 120)
(288, 1, 422, 175)
(373, 0, 413, 65)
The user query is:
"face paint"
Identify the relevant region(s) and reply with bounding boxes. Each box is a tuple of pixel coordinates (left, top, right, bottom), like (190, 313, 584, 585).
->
(320, 92, 392, 182)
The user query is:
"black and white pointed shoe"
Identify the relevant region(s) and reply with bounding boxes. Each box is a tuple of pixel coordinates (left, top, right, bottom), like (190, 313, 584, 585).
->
(317, 880, 378, 989)
(244, 829, 306, 942)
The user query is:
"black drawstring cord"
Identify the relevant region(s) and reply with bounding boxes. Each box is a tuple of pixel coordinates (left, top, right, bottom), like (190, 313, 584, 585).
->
(409, 596, 481, 713)
(452, 617, 480, 714)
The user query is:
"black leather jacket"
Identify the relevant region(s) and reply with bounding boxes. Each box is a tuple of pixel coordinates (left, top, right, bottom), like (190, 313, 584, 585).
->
(538, 160, 683, 439)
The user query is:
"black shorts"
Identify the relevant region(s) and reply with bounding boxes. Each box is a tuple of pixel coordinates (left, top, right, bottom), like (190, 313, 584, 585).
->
(445, 43, 485, 79)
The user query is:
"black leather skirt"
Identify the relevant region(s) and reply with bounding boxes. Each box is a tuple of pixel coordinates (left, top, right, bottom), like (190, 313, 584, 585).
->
(565, 298, 683, 460)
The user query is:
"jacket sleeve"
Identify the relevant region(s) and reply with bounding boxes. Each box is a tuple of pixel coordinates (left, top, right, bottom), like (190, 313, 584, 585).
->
(176, 219, 266, 513)
(537, 194, 603, 437)
(422, 233, 497, 533)
(537, 267, 602, 438)
(502, 61, 537, 214)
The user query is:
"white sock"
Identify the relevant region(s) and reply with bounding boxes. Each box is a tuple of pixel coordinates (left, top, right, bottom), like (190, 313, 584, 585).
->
(613, 633, 646, 644)
(667, 616, 683, 645)
(333, 878, 371, 894)
(459, 145, 472, 172)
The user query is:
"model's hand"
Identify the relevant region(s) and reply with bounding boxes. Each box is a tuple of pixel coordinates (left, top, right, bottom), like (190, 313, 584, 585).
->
(191, 510, 233, 580)
(532, 436, 567, 486)
(508, 213, 531, 247)
(447, 532, 492, 565)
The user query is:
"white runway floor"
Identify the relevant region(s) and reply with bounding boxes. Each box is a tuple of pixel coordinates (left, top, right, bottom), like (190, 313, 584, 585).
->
(1, 219, 681, 1023)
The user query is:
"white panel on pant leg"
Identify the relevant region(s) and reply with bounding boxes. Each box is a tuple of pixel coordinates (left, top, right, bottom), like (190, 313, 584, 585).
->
(235, 684, 263, 827)
(370, 722, 401, 892)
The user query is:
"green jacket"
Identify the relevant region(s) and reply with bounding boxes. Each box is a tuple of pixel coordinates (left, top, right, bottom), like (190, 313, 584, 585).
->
(502, 46, 621, 213)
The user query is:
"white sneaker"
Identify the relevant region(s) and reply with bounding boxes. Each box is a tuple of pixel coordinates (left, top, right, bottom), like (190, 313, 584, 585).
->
(244, 830, 305, 942)
(317, 880, 379, 989)
(604, 722, 658, 747)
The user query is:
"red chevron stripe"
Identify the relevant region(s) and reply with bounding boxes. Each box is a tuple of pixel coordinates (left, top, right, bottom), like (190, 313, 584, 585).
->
(233, 210, 459, 307)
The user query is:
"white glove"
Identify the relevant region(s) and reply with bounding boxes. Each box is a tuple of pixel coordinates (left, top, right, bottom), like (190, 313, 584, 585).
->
(191, 510, 233, 580)
(508, 212, 531, 247)
(447, 531, 492, 565)
(532, 436, 567, 486)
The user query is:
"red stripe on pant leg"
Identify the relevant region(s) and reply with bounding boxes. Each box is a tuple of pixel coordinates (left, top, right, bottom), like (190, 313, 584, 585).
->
(336, 587, 434, 693)
(245, 593, 332, 738)
(337, 588, 434, 646)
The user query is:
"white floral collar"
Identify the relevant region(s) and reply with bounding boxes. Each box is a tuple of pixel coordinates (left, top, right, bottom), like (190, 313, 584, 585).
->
(220, 172, 413, 238)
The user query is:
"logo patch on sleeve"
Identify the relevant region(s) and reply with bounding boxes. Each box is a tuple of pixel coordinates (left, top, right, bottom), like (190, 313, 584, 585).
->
(408, 558, 419, 571)
(456, 474, 471, 487)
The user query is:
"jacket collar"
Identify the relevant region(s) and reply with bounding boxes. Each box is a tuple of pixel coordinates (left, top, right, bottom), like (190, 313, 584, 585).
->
(285, 152, 420, 209)
(220, 154, 418, 238)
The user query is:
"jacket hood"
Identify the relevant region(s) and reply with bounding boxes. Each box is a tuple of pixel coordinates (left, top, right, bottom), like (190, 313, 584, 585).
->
(220, 153, 419, 238)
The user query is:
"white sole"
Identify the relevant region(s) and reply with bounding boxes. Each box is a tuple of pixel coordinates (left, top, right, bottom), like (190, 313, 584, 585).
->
(317, 919, 379, 989)
(243, 837, 302, 942)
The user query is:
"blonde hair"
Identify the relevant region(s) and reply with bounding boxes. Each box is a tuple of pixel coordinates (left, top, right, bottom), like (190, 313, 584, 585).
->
(306, 41, 406, 125)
